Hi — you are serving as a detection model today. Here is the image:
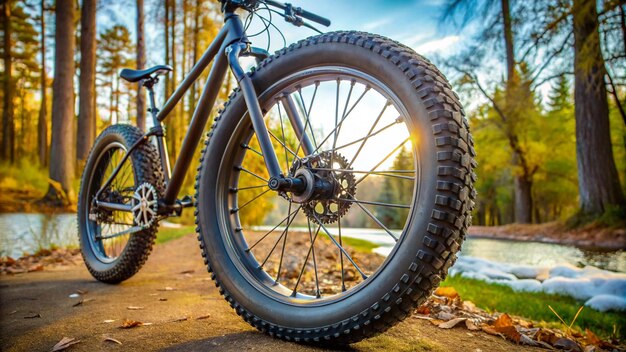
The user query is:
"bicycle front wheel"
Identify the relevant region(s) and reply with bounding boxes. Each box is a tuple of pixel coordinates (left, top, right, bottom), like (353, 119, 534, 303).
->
(195, 31, 476, 344)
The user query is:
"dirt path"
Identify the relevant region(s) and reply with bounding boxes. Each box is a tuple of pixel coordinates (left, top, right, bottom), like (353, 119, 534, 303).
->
(0, 233, 540, 352)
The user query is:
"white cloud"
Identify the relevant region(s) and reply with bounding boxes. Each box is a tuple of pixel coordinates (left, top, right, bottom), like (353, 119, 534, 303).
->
(414, 35, 461, 54)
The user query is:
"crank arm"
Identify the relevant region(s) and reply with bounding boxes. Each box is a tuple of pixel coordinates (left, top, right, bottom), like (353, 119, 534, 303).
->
(95, 200, 133, 212)
(96, 225, 147, 240)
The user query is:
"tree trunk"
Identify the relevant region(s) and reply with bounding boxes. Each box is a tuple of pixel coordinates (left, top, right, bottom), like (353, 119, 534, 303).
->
(38, 0, 48, 167)
(573, 0, 625, 215)
(136, 0, 146, 130)
(77, 0, 96, 164)
(501, 0, 515, 82)
(44, 0, 76, 205)
(1, 2, 15, 162)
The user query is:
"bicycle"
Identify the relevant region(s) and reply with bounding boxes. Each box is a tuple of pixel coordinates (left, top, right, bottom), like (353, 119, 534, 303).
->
(78, 0, 476, 344)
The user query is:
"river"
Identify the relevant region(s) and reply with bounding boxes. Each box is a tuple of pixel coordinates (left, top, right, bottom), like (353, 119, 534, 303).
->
(1, 213, 624, 273)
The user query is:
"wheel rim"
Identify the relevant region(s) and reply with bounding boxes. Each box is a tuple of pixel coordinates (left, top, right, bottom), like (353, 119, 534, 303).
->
(218, 66, 421, 305)
(86, 142, 136, 263)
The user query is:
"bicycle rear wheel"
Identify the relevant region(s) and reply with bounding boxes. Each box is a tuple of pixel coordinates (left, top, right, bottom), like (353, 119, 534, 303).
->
(195, 31, 476, 344)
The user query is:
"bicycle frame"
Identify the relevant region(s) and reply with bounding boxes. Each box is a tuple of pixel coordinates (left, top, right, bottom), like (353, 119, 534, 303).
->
(95, 8, 313, 216)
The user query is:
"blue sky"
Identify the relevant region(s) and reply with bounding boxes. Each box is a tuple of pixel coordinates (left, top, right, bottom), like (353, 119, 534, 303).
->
(97, 0, 469, 69)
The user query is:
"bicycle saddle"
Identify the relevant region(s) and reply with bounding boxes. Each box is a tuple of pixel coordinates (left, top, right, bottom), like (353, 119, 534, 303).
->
(120, 65, 173, 83)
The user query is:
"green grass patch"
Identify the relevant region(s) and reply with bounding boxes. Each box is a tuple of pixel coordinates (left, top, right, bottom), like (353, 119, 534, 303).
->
(442, 275, 625, 339)
(156, 225, 195, 244)
(336, 236, 378, 253)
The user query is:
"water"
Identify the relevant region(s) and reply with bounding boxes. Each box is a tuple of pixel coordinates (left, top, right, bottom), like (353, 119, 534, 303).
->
(1, 215, 624, 273)
(0, 213, 78, 258)
(255, 226, 626, 273)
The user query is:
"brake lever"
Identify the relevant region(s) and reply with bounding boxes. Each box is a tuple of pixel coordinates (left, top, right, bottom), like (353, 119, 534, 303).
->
(283, 3, 304, 27)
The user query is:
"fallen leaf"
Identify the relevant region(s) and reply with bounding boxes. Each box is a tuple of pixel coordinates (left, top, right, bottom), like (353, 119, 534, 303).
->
(415, 304, 430, 315)
(73, 298, 94, 307)
(51, 337, 80, 351)
(519, 334, 540, 346)
(481, 325, 504, 337)
(585, 329, 601, 345)
(23, 312, 41, 319)
(104, 337, 122, 345)
(126, 306, 144, 310)
(493, 313, 514, 328)
(436, 311, 456, 321)
(494, 325, 521, 343)
(120, 319, 142, 329)
(196, 314, 211, 320)
(103, 320, 115, 324)
(554, 337, 582, 351)
(412, 315, 433, 321)
(434, 286, 459, 299)
(438, 317, 467, 329)
(465, 319, 480, 331)
(536, 329, 560, 345)
(28, 264, 44, 272)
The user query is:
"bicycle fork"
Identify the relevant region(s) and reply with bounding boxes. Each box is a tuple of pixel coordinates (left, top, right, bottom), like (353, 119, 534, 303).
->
(226, 42, 314, 194)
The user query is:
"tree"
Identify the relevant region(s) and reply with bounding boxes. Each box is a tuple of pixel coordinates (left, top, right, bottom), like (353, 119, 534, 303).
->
(98, 25, 134, 125)
(44, 0, 76, 204)
(1, 1, 15, 162)
(77, 0, 97, 165)
(38, 0, 48, 167)
(572, 0, 625, 215)
(444, 0, 536, 223)
(136, 0, 146, 130)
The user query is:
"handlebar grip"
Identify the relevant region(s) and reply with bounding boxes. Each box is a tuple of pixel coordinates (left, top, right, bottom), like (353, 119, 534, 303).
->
(264, 0, 331, 27)
(297, 8, 331, 27)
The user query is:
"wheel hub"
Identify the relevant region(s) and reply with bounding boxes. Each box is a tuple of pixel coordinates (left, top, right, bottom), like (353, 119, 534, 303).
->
(289, 151, 356, 224)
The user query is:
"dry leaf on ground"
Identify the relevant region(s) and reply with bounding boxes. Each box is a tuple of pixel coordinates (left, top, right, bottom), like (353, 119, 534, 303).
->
(51, 337, 80, 351)
(434, 286, 459, 299)
(104, 337, 122, 345)
(120, 319, 143, 329)
(23, 312, 41, 319)
(438, 317, 467, 329)
(493, 313, 514, 328)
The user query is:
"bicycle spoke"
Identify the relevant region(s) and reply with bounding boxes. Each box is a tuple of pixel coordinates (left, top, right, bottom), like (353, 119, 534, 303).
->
(352, 200, 399, 242)
(233, 184, 268, 191)
(336, 197, 410, 209)
(312, 212, 368, 279)
(235, 188, 271, 212)
(260, 207, 301, 268)
(307, 217, 321, 298)
(277, 102, 292, 172)
(241, 142, 263, 157)
(355, 137, 410, 186)
(274, 201, 293, 283)
(297, 87, 319, 150)
(268, 129, 299, 159)
(324, 119, 400, 153)
(338, 216, 346, 292)
(246, 206, 301, 251)
(347, 102, 391, 168)
(313, 86, 371, 154)
(291, 222, 321, 297)
(236, 166, 268, 183)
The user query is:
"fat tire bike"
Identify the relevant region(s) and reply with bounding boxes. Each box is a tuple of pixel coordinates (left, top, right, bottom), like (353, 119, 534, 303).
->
(78, 0, 476, 344)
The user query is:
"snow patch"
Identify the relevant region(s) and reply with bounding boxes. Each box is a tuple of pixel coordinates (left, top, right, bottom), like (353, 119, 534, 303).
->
(449, 255, 626, 312)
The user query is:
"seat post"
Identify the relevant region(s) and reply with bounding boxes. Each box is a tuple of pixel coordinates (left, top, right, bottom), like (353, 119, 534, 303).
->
(142, 77, 172, 184)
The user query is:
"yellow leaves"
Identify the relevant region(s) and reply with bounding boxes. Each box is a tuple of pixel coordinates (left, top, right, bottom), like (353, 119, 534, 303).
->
(434, 286, 459, 300)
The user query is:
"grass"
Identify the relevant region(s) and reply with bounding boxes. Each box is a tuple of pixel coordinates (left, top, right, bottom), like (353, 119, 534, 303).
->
(156, 225, 196, 244)
(337, 236, 379, 253)
(442, 275, 626, 339)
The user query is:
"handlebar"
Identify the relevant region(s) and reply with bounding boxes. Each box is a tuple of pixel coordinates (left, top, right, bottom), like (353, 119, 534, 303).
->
(264, 0, 331, 27)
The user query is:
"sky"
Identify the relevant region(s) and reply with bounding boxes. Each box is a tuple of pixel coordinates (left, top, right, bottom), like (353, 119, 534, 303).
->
(96, 0, 470, 72)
